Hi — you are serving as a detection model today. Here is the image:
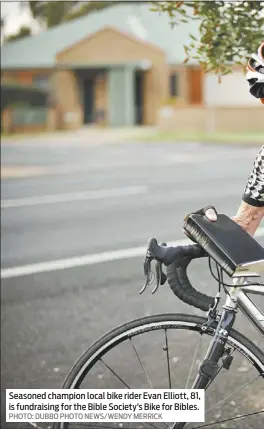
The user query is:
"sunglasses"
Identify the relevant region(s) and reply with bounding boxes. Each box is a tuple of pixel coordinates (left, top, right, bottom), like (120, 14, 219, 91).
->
(248, 57, 264, 74)
(247, 42, 264, 74)
(258, 41, 264, 61)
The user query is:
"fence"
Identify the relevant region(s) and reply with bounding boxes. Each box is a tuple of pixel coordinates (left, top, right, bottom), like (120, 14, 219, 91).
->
(158, 105, 264, 134)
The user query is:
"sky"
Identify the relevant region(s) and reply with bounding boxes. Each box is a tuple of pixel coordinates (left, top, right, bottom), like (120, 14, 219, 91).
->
(0, 0, 145, 41)
(2, 0, 263, 37)
(1, 0, 40, 36)
(1, 0, 135, 36)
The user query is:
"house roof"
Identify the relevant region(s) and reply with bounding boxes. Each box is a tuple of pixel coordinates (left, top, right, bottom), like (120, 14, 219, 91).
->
(1, 2, 200, 69)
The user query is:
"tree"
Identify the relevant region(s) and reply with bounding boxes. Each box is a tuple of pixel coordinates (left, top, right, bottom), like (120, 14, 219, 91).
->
(19, 1, 264, 76)
(23, 1, 121, 28)
(64, 1, 121, 22)
(26, 1, 77, 28)
(5, 26, 31, 43)
(152, 1, 264, 76)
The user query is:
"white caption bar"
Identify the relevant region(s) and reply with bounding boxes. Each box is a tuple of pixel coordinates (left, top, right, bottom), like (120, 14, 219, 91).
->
(6, 389, 205, 423)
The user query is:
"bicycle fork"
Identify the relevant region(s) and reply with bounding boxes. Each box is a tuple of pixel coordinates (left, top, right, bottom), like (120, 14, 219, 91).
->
(171, 305, 237, 429)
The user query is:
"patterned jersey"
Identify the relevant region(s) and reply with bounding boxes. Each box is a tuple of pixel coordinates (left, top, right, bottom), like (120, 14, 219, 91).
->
(243, 146, 264, 207)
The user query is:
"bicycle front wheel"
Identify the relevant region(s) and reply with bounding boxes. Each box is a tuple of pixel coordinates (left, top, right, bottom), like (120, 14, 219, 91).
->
(54, 313, 264, 429)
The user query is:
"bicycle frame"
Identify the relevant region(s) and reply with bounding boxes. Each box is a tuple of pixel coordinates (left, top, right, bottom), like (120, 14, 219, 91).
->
(172, 281, 264, 429)
(192, 279, 264, 387)
(190, 279, 264, 389)
(226, 283, 264, 335)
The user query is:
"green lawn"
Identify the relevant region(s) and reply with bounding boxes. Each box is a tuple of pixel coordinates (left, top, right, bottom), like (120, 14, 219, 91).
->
(1, 129, 65, 140)
(2, 129, 263, 145)
(139, 131, 264, 145)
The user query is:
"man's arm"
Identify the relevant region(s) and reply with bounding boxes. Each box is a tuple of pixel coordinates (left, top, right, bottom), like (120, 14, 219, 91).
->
(233, 146, 264, 235)
(204, 146, 264, 236)
(203, 201, 264, 237)
(232, 201, 264, 236)
(242, 145, 264, 207)
(233, 145, 264, 235)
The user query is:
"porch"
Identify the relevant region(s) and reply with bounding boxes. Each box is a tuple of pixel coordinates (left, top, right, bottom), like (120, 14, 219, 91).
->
(52, 61, 152, 129)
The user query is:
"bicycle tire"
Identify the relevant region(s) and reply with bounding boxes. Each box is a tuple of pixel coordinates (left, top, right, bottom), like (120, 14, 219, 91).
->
(54, 313, 264, 429)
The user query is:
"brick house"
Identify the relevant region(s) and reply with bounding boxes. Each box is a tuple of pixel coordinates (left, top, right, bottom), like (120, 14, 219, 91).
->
(1, 3, 203, 131)
(2, 3, 262, 134)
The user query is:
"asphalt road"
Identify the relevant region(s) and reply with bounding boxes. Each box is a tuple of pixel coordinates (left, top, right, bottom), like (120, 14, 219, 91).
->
(1, 138, 264, 429)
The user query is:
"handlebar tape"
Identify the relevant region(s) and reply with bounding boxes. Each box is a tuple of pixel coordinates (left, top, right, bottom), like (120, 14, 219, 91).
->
(166, 244, 215, 312)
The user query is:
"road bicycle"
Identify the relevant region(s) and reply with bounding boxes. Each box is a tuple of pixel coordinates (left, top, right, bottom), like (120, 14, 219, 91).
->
(53, 216, 264, 429)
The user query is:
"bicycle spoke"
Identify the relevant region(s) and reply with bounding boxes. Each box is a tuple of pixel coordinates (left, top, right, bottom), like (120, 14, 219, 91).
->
(185, 334, 202, 389)
(164, 329, 172, 390)
(63, 315, 264, 429)
(129, 337, 153, 389)
(206, 374, 261, 415)
(193, 409, 264, 428)
(96, 360, 165, 429)
(100, 358, 130, 388)
(128, 338, 170, 429)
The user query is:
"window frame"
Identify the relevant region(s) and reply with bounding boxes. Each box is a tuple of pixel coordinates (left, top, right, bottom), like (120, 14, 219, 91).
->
(169, 72, 178, 97)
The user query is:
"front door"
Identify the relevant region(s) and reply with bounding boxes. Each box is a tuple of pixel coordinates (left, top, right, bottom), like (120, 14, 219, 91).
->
(83, 79, 95, 124)
(108, 67, 135, 126)
(188, 67, 203, 105)
(135, 71, 144, 125)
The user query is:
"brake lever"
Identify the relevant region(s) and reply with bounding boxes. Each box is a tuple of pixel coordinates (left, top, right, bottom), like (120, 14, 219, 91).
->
(152, 242, 167, 294)
(139, 249, 154, 294)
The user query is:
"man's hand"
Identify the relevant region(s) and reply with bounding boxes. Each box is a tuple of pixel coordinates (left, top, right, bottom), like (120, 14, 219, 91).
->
(231, 201, 264, 236)
(203, 202, 264, 236)
(183, 205, 217, 243)
(204, 207, 217, 222)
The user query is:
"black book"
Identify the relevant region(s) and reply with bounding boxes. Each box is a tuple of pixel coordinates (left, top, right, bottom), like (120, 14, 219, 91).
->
(183, 213, 264, 277)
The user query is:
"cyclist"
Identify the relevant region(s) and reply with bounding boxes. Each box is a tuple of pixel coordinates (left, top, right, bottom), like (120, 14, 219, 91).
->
(246, 41, 264, 103)
(195, 42, 264, 236)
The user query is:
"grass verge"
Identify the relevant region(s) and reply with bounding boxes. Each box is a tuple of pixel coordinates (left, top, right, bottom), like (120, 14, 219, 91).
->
(1, 129, 66, 141)
(138, 131, 264, 145)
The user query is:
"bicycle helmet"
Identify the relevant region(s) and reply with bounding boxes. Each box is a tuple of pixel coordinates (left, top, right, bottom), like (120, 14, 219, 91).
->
(246, 41, 264, 102)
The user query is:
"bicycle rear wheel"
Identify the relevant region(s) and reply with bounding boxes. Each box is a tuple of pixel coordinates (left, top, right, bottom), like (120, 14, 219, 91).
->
(53, 313, 264, 429)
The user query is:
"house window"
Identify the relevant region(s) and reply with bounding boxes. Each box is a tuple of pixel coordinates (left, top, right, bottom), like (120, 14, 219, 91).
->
(33, 75, 54, 107)
(33, 75, 50, 90)
(170, 73, 178, 97)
